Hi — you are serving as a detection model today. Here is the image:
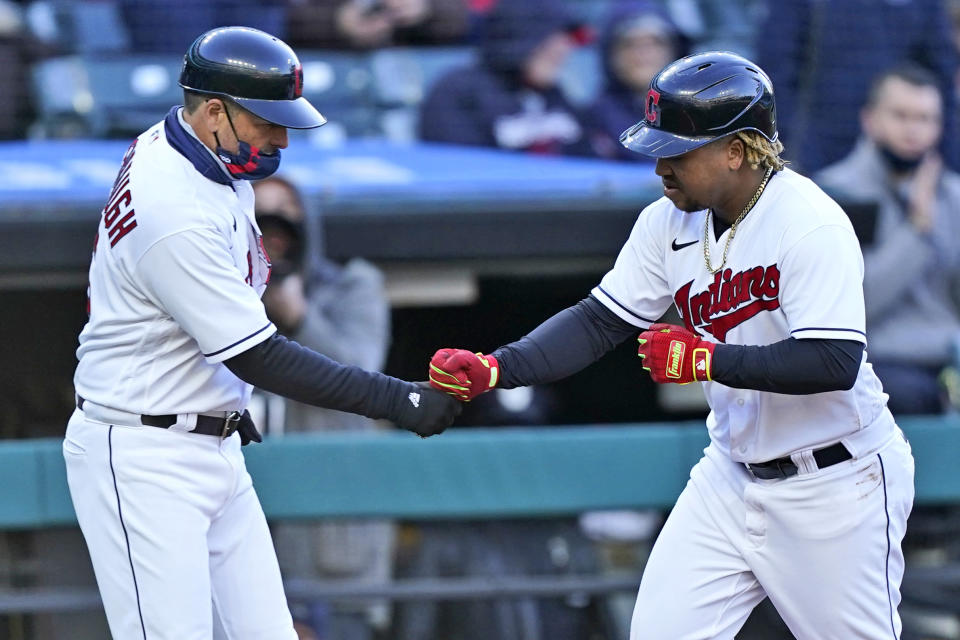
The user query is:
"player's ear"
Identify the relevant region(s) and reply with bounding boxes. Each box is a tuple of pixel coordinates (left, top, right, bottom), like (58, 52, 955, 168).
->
(201, 98, 227, 134)
(726, 136, 745, 171)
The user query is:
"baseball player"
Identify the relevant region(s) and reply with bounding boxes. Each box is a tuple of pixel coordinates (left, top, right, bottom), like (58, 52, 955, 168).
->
(429, 51, 915, 639)
(64, 27, 461, 640)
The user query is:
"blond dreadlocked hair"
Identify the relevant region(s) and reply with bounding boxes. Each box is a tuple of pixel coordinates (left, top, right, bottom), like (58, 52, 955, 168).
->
(736, 130, 786, 171)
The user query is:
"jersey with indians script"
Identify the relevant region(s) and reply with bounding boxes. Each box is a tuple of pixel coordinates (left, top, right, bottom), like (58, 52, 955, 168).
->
(592, 168, 894, 463)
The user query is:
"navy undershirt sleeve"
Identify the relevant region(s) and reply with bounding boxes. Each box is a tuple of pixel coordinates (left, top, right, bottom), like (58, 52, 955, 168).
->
(225, 333, 412, 419)
(489, 295, 864, 395)
(712, 338, 864, 394)
(492, 295, 638, 388)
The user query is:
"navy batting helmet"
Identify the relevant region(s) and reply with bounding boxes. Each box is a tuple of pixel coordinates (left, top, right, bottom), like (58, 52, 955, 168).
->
(179, 26, 326, 130)
(620, 51, 777, 158)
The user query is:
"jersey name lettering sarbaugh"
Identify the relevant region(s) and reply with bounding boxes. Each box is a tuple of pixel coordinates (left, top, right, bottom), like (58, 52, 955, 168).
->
(102, 140, 139, 247)
(674, 264, 780, 342)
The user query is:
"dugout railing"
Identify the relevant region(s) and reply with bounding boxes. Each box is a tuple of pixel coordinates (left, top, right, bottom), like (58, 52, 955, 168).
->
(0, 418, 958, 614)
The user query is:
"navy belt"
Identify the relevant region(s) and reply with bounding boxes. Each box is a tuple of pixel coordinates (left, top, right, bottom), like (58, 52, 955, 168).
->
(77, 396, 242, 439)
(745, 442, 852, 480)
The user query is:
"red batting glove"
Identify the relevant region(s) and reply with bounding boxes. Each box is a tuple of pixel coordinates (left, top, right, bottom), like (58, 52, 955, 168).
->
(637, 323, 715, 384)
(429, 349, 499, 401)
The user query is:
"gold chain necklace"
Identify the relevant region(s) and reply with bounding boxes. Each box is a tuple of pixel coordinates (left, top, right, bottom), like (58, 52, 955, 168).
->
(703, 167, 773, 274)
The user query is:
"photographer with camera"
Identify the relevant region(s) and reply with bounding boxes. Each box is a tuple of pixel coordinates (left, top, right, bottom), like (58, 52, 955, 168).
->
(253, 176, 395, 640)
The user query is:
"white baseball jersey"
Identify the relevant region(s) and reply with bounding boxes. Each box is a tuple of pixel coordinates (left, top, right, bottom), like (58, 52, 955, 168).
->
(592, 168, 894, 463)
(599, 168, 916, 640)
(74, 108, 275, 415)
(65, 108, 297, 639)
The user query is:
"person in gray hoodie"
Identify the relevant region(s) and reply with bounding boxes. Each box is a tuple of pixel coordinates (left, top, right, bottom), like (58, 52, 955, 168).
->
(816, 65, 960, 414)
(253, 175, 394, 640)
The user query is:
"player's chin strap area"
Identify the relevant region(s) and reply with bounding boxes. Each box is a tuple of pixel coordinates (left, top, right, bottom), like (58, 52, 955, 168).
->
(212, 106, 281, 181)
(77, 396, 242, 439)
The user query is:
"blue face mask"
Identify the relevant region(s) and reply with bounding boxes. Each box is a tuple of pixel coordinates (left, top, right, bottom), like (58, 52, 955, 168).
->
(214, 107, 282, 180)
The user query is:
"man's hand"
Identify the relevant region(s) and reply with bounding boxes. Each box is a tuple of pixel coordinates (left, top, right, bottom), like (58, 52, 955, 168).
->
(337, 0, 393, 47)
(429, 349, 499, 401)
(395, 382, 462, 437)
(637, 323, 715, 384)
(237, 410, 263, 446)
(384, 0, 431, 26)
(909, 152, 942, 234)
(262, 273, 307, 333)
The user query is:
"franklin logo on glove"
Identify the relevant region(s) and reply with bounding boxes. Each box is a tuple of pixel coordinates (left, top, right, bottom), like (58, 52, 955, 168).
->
(638, 324, 714, 384)
(667, 341, 685, 378)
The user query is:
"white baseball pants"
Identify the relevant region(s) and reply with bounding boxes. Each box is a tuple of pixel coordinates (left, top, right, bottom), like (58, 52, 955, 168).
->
(630, 430, 914, 640)
(64, 409, 297, 639)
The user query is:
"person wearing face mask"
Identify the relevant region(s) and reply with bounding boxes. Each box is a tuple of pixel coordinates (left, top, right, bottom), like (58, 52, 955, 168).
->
(586, 2, 686, 162)
(418, 0, 592, 155)
(816, 65, 960, 415)
(63, 27, 460, 640)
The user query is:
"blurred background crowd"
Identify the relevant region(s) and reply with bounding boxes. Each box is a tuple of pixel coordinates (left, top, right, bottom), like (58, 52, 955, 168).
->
(3, 0, 960, 639)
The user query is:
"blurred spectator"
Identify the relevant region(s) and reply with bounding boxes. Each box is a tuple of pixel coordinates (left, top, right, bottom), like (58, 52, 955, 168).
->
(418, 0, 591, 155)
(252, 176, 395, 640)
(0, 0, 48, 139)
(949, 0, 960, 93)
(755, 0, 960, 174)
(816, 65, 960, 415)
(586, 1, 686, 161)
(684, 0, 758, 56)
(287, 0, 468, 50)
(120, 0, 287, 53)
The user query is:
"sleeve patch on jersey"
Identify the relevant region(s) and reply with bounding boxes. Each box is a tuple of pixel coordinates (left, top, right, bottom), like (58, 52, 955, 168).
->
(203, 322, 274, 358)
(596, 286, 656, 325)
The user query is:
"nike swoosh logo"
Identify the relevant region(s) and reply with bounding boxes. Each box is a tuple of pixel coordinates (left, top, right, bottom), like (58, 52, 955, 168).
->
(671, 238, 698, 251)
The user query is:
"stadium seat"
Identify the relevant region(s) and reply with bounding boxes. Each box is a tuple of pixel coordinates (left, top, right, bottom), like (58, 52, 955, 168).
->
(370, 46, 476, 107)
(32, 54, 183, 138)
(369, 46, 477, 142)
(558, 44, 601, 108)
(34, 0, 130, 54)
(297, 51, 380, 138)
(32, 51, 383, 140)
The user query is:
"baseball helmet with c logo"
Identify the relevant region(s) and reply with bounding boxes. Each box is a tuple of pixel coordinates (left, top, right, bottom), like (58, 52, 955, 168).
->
(179, 26, 326, 130)
(620, 51, 777, 158)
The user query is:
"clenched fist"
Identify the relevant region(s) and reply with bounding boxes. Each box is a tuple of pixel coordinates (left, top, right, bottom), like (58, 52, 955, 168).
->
(428, 349, 499, 401)
(637, 323, 715, 384)
(394, 381, 462, 437)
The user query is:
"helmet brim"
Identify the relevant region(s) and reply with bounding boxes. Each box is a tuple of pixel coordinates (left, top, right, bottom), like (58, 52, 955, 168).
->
(233, 95, 327, 129)
(619, 121, 715, 158)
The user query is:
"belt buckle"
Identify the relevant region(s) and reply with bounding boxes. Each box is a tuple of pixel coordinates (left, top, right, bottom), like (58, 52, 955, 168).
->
(745, 460, 796, 480)
(775, 459, 797, 479)
(222, 411, 242, 439)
